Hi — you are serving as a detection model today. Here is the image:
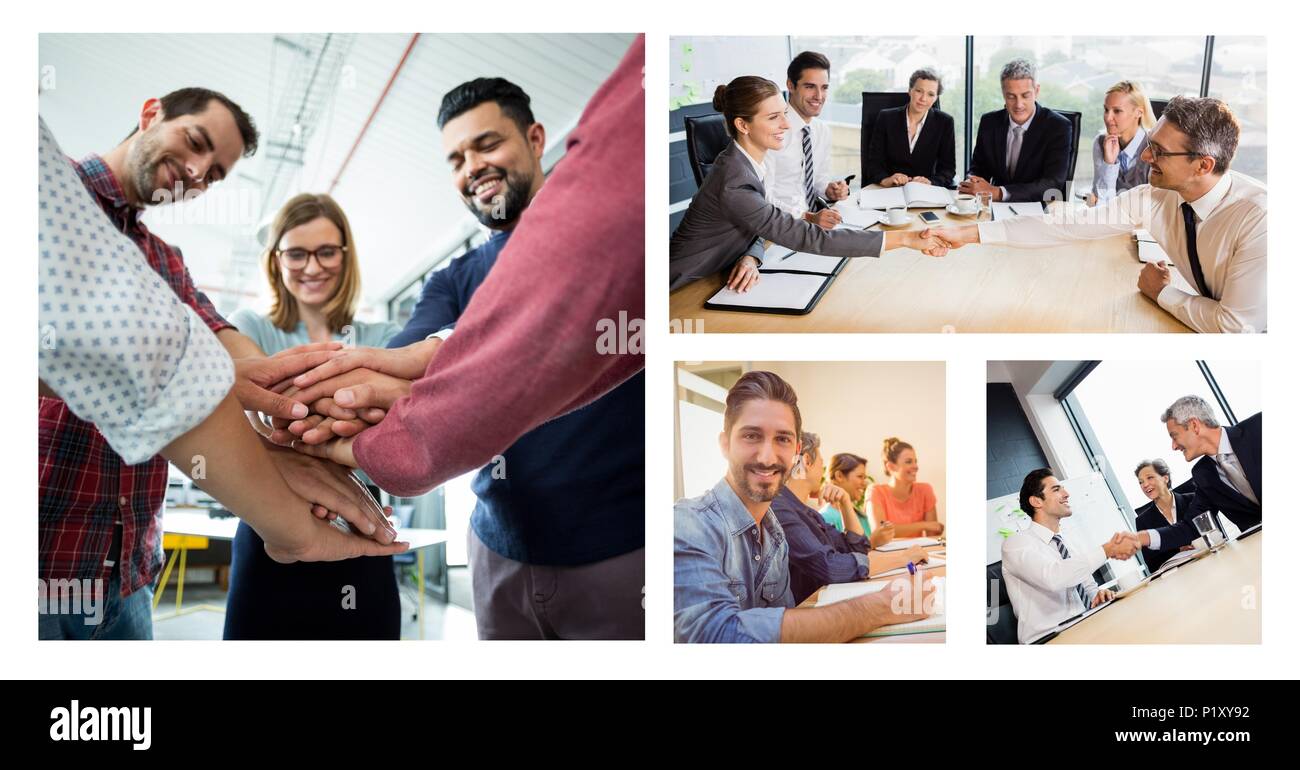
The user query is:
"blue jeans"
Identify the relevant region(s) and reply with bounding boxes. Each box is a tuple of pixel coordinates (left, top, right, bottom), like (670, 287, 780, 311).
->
(38, 568, 153, 640)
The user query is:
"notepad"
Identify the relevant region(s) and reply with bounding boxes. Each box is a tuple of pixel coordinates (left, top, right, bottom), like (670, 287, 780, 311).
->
(1134, 229, 1168, 264)
(992, 201, 1045, 220)
(875, 537, 942, 552)
(872, 556, 945, 578)
(858, 182, 954, 210)
(759, 244, 845, 275)
(704, 271, 830, 313)
(862, 576, 945, 636)
(815, 580, 889, 607)
(835, 205, 885, 230)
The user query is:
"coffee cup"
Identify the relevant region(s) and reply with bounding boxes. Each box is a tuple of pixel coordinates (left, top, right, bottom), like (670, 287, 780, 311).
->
(955, 194, 978, 214)
(886, 208, 909, 225)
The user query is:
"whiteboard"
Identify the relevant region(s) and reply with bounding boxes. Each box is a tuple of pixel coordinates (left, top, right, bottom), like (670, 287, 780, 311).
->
(669, 36, 790, 110)
(986, 471, 1134, 567)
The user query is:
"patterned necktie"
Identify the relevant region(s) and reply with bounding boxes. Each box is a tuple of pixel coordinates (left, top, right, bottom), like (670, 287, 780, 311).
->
(1051, 534, 1089, 608)
(1119, 149, 1131, 175)
(1007, 124, 1025, 178)
(1181, 202, 1212, 297)
(802, 125, 817, 209)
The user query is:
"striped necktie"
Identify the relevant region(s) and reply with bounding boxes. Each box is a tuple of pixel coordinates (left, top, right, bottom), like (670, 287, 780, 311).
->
(802, 125, 817, 209)
(1051, 534, 1089, 608)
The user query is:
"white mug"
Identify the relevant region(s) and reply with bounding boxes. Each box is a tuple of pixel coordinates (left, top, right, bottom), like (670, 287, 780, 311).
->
(955, 193, 978, 214)
(886, 208, 909, 225)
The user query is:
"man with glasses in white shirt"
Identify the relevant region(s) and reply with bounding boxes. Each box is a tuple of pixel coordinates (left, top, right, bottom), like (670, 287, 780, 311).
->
(931, 96, 1266, 333)
(1001, 468, 1139, 644)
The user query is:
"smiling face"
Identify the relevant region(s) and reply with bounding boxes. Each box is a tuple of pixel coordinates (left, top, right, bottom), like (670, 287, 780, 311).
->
(442, 101, 545, 230)
(1141, 118, 1213, 194)
(1031, 475, 1071, 521)
(1103, 91, 1142, 137)
(277, 216, 344, 308)
(788, 67, 830, 121)
(737, 93, 791, 152)
(125, 99, 245, 207)
(1001, 77, 1039, 124)
(719, 399, 798, 505)
(889, 447, 919, 484)
(909, 78, 939, 114)
(833, 463, 868, 500)
(1166, 417, 1216, 462)
(1136, 465, 1170, 501)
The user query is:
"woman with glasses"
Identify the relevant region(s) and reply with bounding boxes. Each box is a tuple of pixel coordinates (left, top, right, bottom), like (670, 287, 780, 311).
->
(224, 193, 403, 639)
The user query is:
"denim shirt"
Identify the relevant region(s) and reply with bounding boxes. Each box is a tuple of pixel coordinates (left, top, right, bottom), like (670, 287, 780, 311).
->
(674, 478, 794, 643)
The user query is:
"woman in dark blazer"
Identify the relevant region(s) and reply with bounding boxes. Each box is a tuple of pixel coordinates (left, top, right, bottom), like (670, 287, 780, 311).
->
(864, 69, 956, 189)
(669, 75, 946, 292)
(1132, 458, 1196, 573)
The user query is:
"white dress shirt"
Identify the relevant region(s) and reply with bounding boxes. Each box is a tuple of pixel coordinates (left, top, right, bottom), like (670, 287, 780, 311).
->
(998, 106, 1036, 202)
(734, 141, 777, 204)
(38, 117, 234, 464)
(1001, 521, 1106, 644)
(768, 106, 832, 217)
(907, 108, 928, 154)
(977, 170, 1267, 333)
(1146, 429, 1258, 550)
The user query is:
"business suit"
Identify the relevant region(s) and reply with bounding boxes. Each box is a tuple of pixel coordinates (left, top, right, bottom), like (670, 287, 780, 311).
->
(1154, 412, 1262, 550)
(864, 106, 956, 188)
(968, 106, 1073, 203)
(669, 141, 884, 291)
(1134, 491, 1195, 573)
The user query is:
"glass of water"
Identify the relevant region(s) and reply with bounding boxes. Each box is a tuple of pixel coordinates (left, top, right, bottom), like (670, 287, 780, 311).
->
(976, 191, 993, 222)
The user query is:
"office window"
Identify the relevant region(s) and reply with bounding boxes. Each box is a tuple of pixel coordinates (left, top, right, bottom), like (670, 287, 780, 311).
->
(1206, 37, 1267, 182)
(791, 36, 967, 179)
(971, 36, 1205, 196)
(1068, 361, 1259, 513)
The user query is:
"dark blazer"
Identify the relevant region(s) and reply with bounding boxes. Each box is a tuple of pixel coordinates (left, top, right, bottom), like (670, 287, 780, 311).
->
(668, 141, 884, 291)
(1155, 412, 1263, 551)
(864, 106, 956, 188)
(1134, 491, 1196, 573)
(968, 106, 1073, 203)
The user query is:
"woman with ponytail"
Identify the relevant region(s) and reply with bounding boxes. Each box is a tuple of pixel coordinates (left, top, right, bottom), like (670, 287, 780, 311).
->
(867, 437, 944, 538)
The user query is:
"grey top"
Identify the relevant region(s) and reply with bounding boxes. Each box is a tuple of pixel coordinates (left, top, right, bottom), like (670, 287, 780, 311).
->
(669, 141, 884, 291)
(1091, 128, 1151, 203)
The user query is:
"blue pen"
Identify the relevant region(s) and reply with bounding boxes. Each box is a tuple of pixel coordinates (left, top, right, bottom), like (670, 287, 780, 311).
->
(907, 561, 917, 576)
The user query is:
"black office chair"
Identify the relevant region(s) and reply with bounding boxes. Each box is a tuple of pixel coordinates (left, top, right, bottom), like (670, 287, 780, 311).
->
(684, 113, 730, 186)
(859, 92, 941, 185)
(1054, 108, 1082, 201)
(986, 561, 1019, 645)
(1150, 98, 1168, 122)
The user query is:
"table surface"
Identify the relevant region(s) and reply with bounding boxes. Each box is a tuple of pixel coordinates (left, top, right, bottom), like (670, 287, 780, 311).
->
(799, 542, 947, 644)
(669, 190, 1192, 333)
(163, 508, 449, 551)
(1047, 533, 1261, 644)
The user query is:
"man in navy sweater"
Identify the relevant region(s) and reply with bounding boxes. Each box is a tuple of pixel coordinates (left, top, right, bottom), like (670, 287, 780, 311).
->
(384, 77, 644, 640)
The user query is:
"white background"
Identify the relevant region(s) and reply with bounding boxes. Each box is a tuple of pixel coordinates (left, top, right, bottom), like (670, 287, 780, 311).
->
(5, 0, 1296, 679)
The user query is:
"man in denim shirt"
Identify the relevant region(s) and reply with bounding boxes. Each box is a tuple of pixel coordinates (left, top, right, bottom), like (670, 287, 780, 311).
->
(674, 371, 931, 643)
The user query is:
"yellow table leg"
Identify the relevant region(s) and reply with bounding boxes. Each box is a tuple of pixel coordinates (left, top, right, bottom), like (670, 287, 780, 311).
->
(417, 549, 425, 640)
(153, 547, 181, 610)
(176, 545, 187, 613)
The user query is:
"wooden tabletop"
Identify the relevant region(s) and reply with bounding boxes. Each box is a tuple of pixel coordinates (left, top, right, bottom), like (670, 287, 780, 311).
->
(1047, 533, 1261, 644)
(669, 192, 1192, 333)
(799, 543, 947, 644)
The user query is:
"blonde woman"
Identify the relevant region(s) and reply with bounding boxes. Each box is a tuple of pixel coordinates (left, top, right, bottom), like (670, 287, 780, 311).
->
(867, 437, 944, 538)
(224, 193, 403, 639)
(1091, 80, 1156, 203)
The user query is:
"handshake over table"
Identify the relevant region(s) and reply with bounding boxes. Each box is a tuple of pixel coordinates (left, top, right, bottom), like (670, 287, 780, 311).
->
(902, 225, 981, 258)
(1101, 531, 1146, 560)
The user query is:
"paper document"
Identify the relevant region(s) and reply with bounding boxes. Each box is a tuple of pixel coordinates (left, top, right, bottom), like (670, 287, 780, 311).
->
(872, 556, 945, 578)
(706, 272, 827, 311)
(759, 244, 843, 275)
(992, 202, 1045, 221)
(815, 580, 889, 607)
(875, 537, 941, 552)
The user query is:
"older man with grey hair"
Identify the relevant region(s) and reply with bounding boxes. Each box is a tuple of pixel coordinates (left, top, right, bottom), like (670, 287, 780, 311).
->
(930, 95, 1266, 333)
(960, 57, 1073, 204)
(1114, 395, 1261, 555)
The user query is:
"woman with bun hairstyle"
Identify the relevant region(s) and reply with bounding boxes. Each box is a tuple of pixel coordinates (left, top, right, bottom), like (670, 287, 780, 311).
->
(866, 437, 944, 538)
(669, 76, 949, 292)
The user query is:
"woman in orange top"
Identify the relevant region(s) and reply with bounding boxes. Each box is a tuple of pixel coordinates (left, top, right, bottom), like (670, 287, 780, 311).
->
(867, 437, 944, 538)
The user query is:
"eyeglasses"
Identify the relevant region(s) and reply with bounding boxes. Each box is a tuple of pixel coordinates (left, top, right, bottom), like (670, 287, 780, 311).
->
(277, 245, 347, 268)
(1145, 144, 1204, 162)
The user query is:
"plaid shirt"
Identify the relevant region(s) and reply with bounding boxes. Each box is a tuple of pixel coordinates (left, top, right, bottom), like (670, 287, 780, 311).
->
(39, 154, 232, 598)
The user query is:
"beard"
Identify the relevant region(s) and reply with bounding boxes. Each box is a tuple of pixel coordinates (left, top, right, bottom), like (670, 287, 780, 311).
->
(125, 127, 192, 207)
(728, 458, 791, 504)
(462, 165, 534, 229)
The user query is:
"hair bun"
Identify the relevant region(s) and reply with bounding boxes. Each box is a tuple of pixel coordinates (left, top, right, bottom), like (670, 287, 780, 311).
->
(711, 84, 728, 112)
(883, 437, 900, 451)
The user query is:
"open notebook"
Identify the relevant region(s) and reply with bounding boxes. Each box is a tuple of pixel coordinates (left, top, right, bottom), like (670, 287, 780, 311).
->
(858, 182, 954, 210)
(991, 201, 1045, 220)
(705, 243, 847, 315)
(815, 577, 945, 637)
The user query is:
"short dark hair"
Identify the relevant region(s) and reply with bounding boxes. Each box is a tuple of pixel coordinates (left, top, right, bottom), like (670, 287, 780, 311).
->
(126, 87, 259, 157)
(1019, 468, 1056, 516)
(723, 370, 801, 440)
(1160, 95, 1240, 173)
(787, 51, 831, 86)
(438, 77, 535, 136)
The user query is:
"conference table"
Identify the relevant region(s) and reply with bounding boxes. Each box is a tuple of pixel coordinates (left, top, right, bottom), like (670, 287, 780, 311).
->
(668, 189, 1193, 333)
(157, 507, 449, 639)
(1046, 532, 1261, 644)
(798, 541, 946, 644)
